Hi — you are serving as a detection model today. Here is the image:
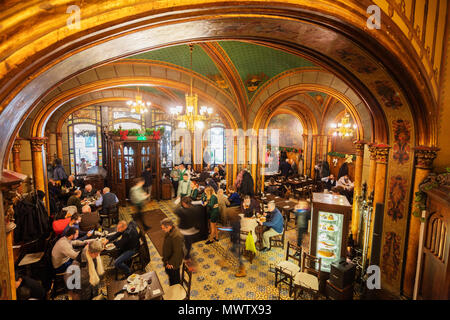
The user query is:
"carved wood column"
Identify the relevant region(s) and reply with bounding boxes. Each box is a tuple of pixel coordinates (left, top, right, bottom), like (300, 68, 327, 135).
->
(368, 144, 390, 256)
(12, 138, 23, 173)
(30, 137, 47, 193)
(311, 135, 318, 179)
(56, 132, 63, 161)
(402, 146, 439, 298)
(367, 144, 377, 195)
(351, 140, 366, 240)
(302, 134, 308, 176)
(326, 135, 332, 165)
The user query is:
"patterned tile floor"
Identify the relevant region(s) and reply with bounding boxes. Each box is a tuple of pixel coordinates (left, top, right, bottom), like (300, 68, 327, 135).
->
(120, 200, 298, 300)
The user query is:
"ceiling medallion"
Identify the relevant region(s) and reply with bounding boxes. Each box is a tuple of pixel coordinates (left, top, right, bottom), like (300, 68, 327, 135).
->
(245, 73, 268, 92)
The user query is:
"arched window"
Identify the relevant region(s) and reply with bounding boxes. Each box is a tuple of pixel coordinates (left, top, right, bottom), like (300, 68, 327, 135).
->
(203, 125, 226, 165)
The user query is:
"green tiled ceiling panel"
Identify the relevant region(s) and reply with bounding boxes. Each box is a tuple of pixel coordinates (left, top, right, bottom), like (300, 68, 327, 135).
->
(308, 91, 328, 101)
(218, 41, 318, 99)
(126, 45, 221, 79)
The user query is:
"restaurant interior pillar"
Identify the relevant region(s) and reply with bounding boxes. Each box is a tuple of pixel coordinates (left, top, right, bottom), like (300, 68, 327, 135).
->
(351, 140, 366, 241)
(326, 135, 332, 165)
(402, 146, 439, 298)
(12, 138, 22, 174)
(233, 135, 238, 186)
(56, 132, 63, 161)
(311, 135, 318, 179)
(30, 137, 48, 194)
(368, 145, 390, 257)
(367, 144, 377, 195)
(302, 134, 308, 176)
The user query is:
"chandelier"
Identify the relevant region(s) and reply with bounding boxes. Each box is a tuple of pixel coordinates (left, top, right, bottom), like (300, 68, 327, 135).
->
(330, 112, 357, 138)
(169, 44, 213, 131)
(126, 87, 151, 114)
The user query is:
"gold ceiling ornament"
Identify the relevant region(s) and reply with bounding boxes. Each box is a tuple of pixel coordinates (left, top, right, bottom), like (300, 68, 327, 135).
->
(169, 44, 213, 132)
(208, 74, 229, 89)
(245, 73, 268, 92)
(330, 112, 357, 138)
(126, 87, 151, 114)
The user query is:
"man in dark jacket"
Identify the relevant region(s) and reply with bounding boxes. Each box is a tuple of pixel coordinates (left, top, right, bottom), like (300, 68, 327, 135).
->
(174, 197, 201, 261)
(67, 190, 83, 214)
(81, 184, 96, 200)
(141, 164, 153, 201)
(161, 218, 184, 285)
(106, 220, 140, 277)
(280, 159, 292, 178)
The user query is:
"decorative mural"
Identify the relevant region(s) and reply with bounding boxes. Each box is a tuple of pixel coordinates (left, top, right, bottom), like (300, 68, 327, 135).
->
(387, 175, 407, 222)
(373, 80, 403, 109)
(245, 73, 268, 92)
(267, 113, 303, 148)
(335, 49, 378, 74)
(392, 119, 411, 165)
(382, 232, 402, 281)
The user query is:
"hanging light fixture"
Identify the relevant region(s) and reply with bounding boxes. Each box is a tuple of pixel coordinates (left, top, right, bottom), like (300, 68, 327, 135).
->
(169, 44, 213, 131)
(330, 112, 357, 138)
(126, 87, 151, 114)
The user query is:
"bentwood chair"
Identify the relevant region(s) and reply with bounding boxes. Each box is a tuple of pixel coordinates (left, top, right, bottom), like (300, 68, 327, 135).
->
(293, 252, 322, 300)
(163, 263, 193, 300)
(269, 214, 287, 249)
(273, 242, 302, 297)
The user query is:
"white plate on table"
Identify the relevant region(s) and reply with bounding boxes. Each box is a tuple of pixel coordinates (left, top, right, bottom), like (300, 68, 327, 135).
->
(105, 243, 116, 250)
(126, 280, 148, 294)
(127, 274, 140, 283)
(283, 206, 290, 209)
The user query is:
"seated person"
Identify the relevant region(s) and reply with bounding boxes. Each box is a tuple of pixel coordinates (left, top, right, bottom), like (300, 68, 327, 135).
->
(95, 187, 119, 209)
(70, 240, 105, 300)
(227, 186, 241, 207)
(81, 184, 96, 200)
(240, 195, 261, 217)
(212, 167, 222, 182)
(294, 200, 311, 248)
(53, 215, 71, 236)
(199, 168, 211, 183)
(217, 189, 230, 224)
(67, 189, 83, 214)
(48, 178, 62, 198)
(337, 174, 354, 190)
(79, 205, 101, 232)
(190, 181, 199, 200)
(258, 202, 284, 252)
(65, 175, 77, 192)
(186, 164, 194, 176)
(265, 178, 280, 194)
(205, 177, 219, 193)
(51, 227, 81, 273)
(218, 164, 225, 179)
(321, 174, 337, 191)
(62, 213, 93, 241)
(105, 220, 140, 277)
(15, 274, 46, 300)
(240, 209, 258, 243)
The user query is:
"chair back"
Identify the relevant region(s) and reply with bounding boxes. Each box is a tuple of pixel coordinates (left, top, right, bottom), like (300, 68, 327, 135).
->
(181, 262, 193, 300)
(301, 252, 321, 279)
(286, 241, 302, 266)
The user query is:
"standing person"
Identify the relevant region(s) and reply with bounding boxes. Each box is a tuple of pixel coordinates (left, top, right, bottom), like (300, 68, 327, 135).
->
(141, 164, 153, 201)
(130, 178, 149, 222)
(53, 158, 68, 184)
(259, 202, 284, 252)
(178, 164, 187, 181)
(294, 200, 311, 248)
(240, 195, 262, 217)
(229, 207, 246, 277)
(170, 165, 180, 198)
(79, 158, 88, 175)
(160, 218, 184, 286)
(280, 158, 292, 178)
(177, 173, 191, 199)
(218, 164, 225, 179)
(105, 220, 140, 278)
(174, 197, 201, 266)
(216, 189, 230, 224)
(190, 181, 199, 200)
(202, 186, 219, 244)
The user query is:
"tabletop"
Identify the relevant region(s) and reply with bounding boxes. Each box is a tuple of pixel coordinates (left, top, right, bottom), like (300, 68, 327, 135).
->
(107, 271, 164, 300)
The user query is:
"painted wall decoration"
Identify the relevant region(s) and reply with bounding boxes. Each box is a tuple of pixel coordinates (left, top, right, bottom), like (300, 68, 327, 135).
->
(392, 119, 411, 165)
(373, 80, 403, 109)
(335, 49, 378, 74)
(382, 232, 402, 281)
(267, 113, 303, 148)
(387, 175, 407, 222)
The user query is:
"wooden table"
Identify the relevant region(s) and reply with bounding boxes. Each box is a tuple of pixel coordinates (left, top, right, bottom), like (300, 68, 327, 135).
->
(107, 271, 164, 300)
(259, 193, 283, 204)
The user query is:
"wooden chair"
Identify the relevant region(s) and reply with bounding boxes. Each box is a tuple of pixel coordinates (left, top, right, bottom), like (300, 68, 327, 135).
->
(100, 203, 119, 228)
(273, 242, 302, 297)
(269, 215, 287, 249)
(163, 263, 193, 300)
(293, 252, 322, 300)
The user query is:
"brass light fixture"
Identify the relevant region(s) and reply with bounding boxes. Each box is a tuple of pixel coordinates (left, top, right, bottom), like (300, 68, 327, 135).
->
(127, 87, 151, 114)
(330, 112, 357, 138)
(169, 44, 213, 131)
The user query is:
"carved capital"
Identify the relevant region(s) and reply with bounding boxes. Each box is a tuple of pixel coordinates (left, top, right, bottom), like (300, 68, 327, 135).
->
(56, 132, 63, 139)
(30, 137, 47, 152)
(374, 144, 391, 164)
(353, 140, 367, 157)
(414, 146, 439, 170)
(368, 143, 377, 160)
(12, 138, 23, 153)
